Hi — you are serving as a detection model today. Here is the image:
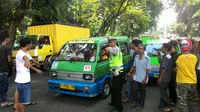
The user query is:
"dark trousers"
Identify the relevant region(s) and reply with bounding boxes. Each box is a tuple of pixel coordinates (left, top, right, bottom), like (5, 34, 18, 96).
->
(111, 72, 123, 110)
(0, 72, 8, 103)
(159, 81, 171, 107)
(132, 80, 146, 106)
(169, 73, 177, 103)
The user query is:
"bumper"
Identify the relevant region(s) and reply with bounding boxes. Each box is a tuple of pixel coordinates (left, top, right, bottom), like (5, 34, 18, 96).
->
(149, 71, 159, 78)
(48, 79, 102, 97)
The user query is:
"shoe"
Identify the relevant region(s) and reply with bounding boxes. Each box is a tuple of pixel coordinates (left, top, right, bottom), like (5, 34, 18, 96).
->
(136, 104, 144, 110)
(131, 102, 137, 108)
(110, 108, 123, 112)
(158, 105, 165, 110)
(163, 107, 173, 112)
(1, 102, 14, 108)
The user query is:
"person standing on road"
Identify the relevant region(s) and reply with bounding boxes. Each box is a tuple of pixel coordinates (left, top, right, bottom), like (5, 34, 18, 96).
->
(168, 40, 178, 105)
(0, 38, 14, 108)
(122, 39, 142, 103)
(15, 38, 42, 112)
(175, 39, 198, 112)
(128, 44, 151, 110)
(157, 43, 173, 111)
(106, 37, 124, 112)
(14, 58, 42, 109)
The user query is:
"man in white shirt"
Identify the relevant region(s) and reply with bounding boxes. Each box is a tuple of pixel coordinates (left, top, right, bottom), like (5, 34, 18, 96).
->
(15, 38, 42, 112)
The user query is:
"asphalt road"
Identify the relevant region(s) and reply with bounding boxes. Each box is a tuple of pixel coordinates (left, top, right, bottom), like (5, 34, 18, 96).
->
(2, 72, 200, 112)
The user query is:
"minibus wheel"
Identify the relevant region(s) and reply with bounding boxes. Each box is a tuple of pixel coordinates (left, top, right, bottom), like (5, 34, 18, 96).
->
(100, 79, 110, 99)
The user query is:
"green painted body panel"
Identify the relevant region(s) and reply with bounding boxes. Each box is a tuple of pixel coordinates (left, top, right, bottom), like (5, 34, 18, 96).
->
(139, 35, 160, 45)
(51, 61, 96, 73)
(150, 57, 159, 65)
(51, 36, 131, 79)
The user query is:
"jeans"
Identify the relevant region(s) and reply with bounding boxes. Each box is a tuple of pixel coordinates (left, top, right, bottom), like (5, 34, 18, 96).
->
(132, 80, 146, 106)
(16, 82, 31, 104)
(127, 78, 133, 101)
(0, 72, 8, 103)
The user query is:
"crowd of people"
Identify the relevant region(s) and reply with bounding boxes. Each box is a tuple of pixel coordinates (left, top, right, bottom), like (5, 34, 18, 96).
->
(0, 37, 43, 112)
(0, 36, 200, 112)
(118, 38, 200, 112)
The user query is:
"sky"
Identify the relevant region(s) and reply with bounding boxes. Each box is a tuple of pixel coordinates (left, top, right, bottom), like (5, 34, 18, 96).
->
(157, 0, 178, 28)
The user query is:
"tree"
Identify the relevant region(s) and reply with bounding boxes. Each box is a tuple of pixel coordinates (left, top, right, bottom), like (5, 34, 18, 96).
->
(0, 0, 163, 43)
(77, 0, 163, 37)
(169, 0, 200, 36)
(0, 0, 34, 44)
(167, 22, 187, 36)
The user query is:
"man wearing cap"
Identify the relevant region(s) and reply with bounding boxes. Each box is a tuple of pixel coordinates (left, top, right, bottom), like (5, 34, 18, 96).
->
(175, 39, 198, 112)
(157, 43, 173, 111)
(106, 37, 124, 112)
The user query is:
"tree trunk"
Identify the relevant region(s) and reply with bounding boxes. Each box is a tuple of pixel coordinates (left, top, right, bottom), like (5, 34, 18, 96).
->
(8, 20, 18, 46)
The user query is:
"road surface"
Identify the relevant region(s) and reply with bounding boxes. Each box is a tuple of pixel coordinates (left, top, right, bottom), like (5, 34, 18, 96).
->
(2, 72, 200, 112)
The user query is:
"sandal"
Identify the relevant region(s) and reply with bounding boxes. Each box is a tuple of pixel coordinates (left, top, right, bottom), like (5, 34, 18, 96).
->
(1, 102, 14, 108)
(26, 102, 36, 106)
(121, 99, 128, 103)
(13, 102, 36, 109)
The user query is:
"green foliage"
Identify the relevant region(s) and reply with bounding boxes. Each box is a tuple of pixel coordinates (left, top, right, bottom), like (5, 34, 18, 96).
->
(170, 0, 200, 35)
(0, 0, 163, 41)
(167, 23, 187, 36)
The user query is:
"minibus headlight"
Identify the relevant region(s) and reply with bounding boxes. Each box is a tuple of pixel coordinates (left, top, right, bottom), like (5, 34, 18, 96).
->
(51, 72, 57, 77)
(83, 74, 93, 80)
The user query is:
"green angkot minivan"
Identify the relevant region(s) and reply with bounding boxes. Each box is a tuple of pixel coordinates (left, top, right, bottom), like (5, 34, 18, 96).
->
(48, 36, 131, 98)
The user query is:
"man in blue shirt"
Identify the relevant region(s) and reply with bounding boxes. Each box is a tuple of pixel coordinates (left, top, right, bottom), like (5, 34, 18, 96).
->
(128, 44, 151, 110)
(158, 43, 173, 111)
(124, 40, 141, 103)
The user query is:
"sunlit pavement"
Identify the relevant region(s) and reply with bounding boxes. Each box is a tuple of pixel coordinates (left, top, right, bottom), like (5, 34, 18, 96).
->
(2, 72, 200, 112)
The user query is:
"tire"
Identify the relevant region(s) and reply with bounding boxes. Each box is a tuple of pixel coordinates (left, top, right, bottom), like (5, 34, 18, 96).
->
(44, 57, 50, 71)
(100, 79, 111, 99)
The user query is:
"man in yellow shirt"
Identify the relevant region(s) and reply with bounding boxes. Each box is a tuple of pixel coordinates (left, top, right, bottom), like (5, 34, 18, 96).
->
(175, 39, 199, 112)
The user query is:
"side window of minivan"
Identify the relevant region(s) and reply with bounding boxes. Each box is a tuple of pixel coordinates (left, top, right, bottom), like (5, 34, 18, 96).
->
(98, 43, 109, 62)
(119, 42, 129, 56)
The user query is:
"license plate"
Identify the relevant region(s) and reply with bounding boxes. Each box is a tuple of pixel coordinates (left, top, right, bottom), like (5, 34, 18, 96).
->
(154, 74, 159, 78)
(60, 84, 75, 90)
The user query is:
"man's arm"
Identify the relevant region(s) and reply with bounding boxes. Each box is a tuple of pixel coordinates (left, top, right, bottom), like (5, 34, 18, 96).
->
(6, 47, 13, 67)
(31, 59, 40, 67)
(129, 56, 137, 74)
(30, 65, 43, 74)
(143, 69, 150, 83)
(106, 47, 119, 56)
(23, 56, 31, 68)
(157, 57, 169, 84)
(142, 57, 151, 84)
(158, 54, 162, 64)
(159, 68, 166, 80)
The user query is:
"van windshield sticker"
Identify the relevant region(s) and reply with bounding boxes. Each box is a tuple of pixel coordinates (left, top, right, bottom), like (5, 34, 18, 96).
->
(69, 40, 94, 43)
(52, 61, 59, 69)
(84, 65, 91, 71)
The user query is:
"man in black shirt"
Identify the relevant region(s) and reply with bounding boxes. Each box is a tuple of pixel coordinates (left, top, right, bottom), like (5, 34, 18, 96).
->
(168, 40, 178, 105)
(0, 38, 13, 108)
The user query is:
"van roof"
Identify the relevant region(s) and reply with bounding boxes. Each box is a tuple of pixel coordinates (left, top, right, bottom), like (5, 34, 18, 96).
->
(68, 36, 128, 43)
(147, 39, 170, 44)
